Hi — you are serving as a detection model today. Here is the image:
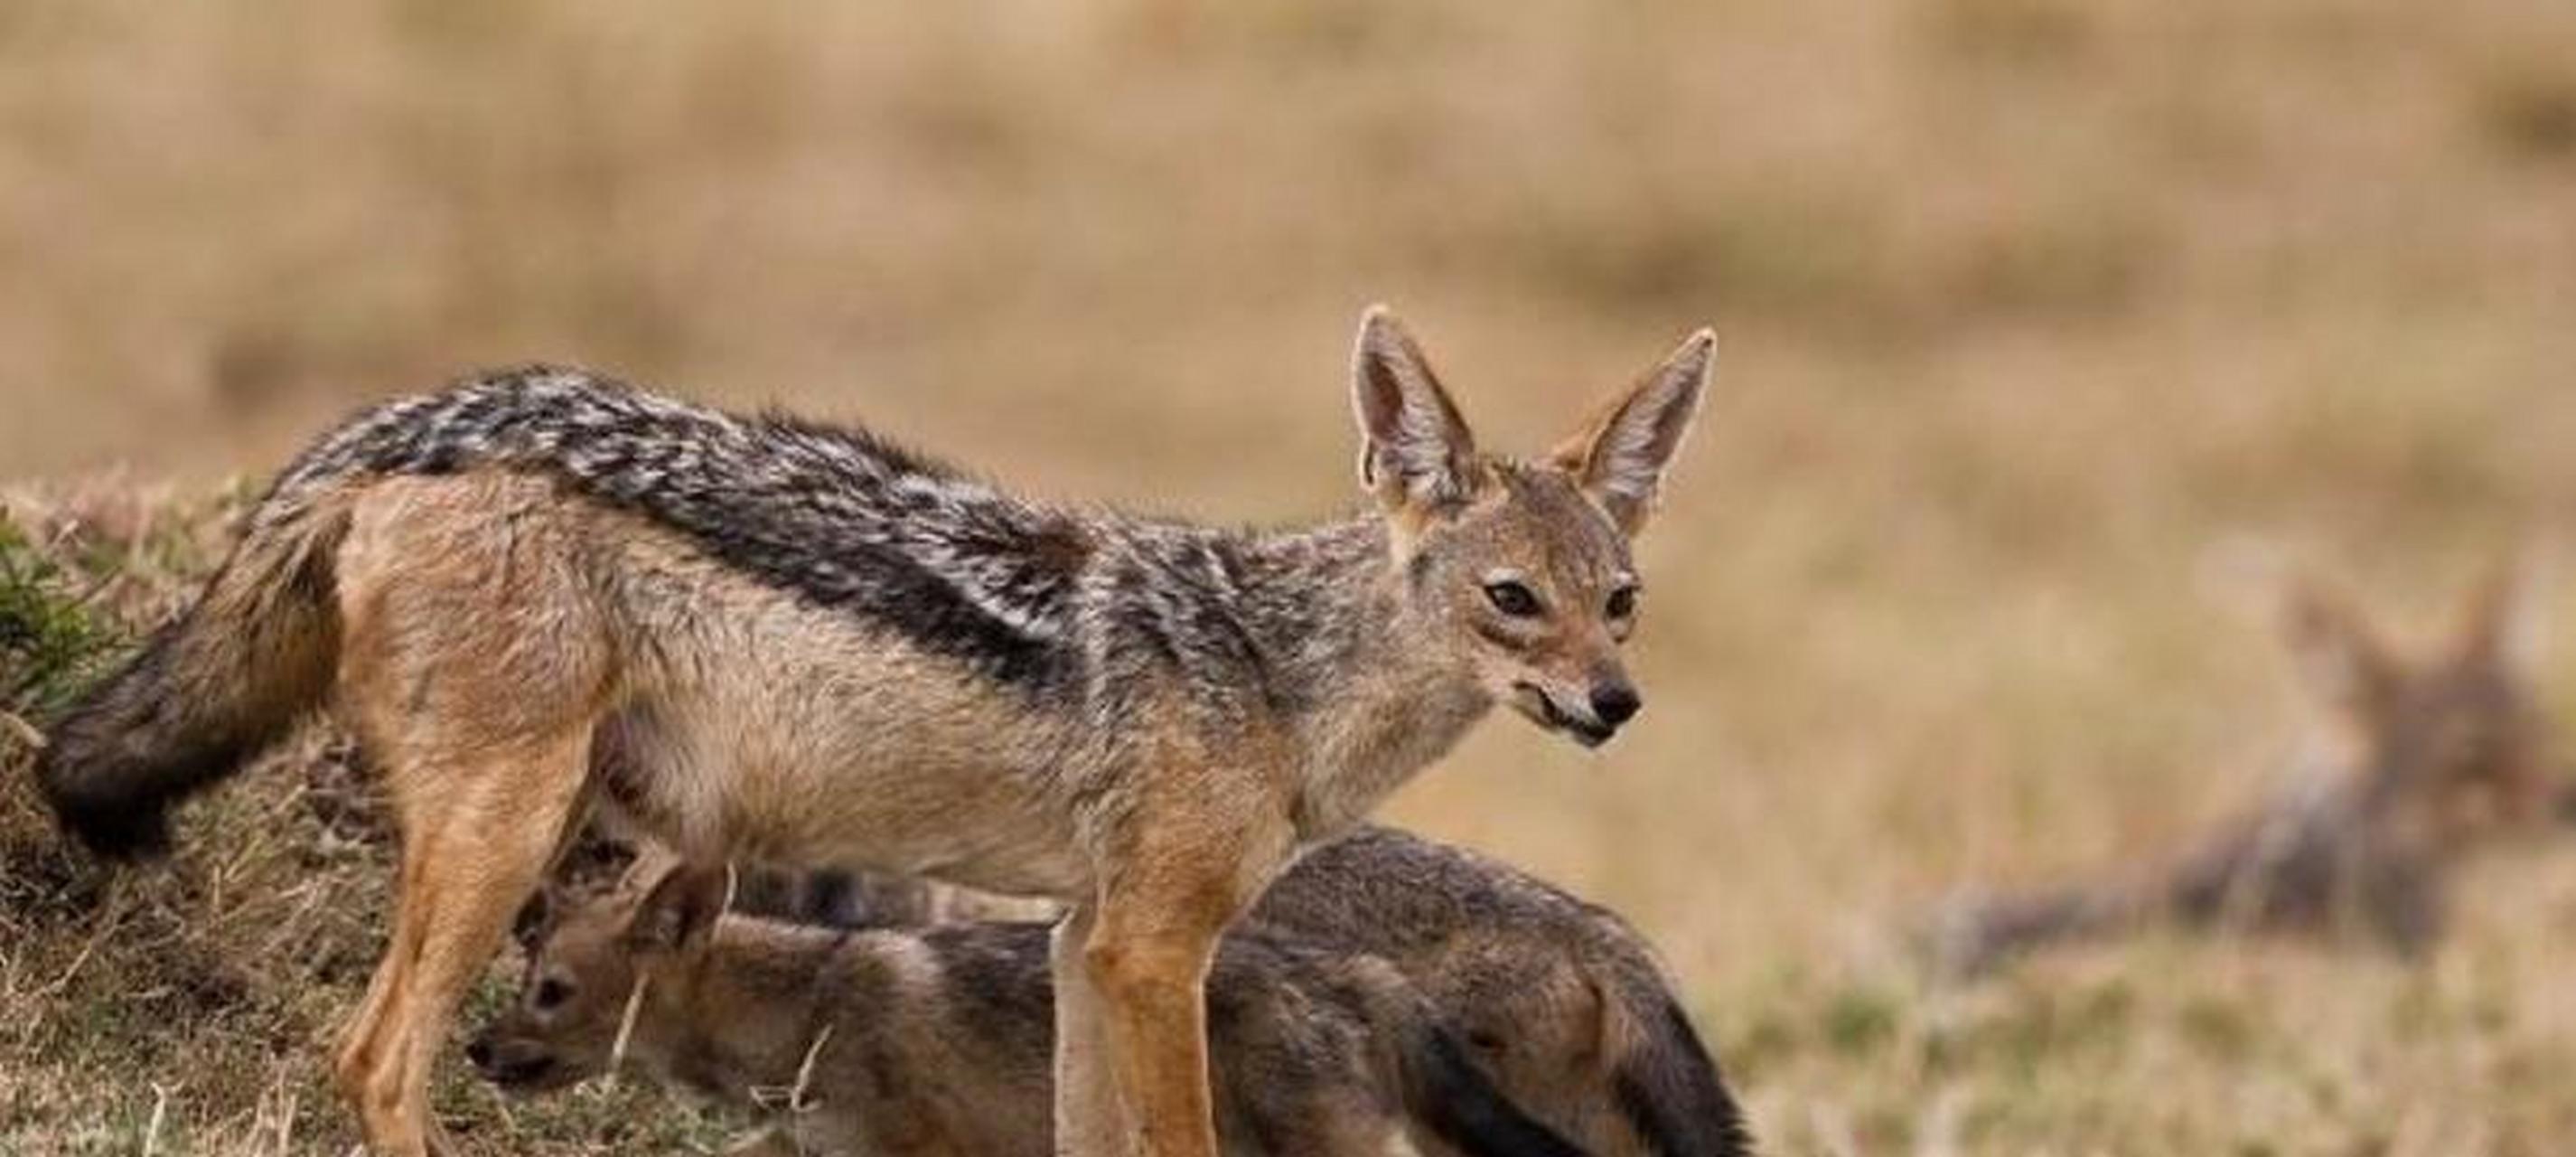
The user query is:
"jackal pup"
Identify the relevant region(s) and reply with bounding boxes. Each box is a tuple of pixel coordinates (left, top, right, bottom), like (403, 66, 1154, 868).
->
(726, 824, 1752, 1157)
(474, 866, 1587, 1157)
(1251, 828, 1749, 1157)
(33, 307, 1713, 1155)
(1931, 565, 2557, 976)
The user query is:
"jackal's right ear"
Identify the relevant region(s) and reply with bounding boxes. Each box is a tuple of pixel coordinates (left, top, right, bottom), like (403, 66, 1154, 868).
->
(1549, 327, 1714, 536)
(625, 863, 729, 955)
(1352, 306, 1481, 517)
(2282, 578, 2401, 715)
(2454, 551, 2545, 674)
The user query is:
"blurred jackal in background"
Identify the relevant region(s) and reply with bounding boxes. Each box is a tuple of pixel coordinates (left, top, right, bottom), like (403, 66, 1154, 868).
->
(1932, 563, 2559, 977)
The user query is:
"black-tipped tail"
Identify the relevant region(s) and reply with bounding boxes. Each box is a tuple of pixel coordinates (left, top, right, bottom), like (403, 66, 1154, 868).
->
(1613, 994, 1752, 1157)
(1398, 1023, 1588, 1157)
(40, 623, 242, 859)
(35, 505, 343, 860)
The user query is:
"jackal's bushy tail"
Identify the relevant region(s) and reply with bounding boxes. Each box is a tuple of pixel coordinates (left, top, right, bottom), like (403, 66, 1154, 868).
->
(1604, 972, 1753, 1157)
(1394, 1020, 1588, 1157)
(35, 496, 348, 859)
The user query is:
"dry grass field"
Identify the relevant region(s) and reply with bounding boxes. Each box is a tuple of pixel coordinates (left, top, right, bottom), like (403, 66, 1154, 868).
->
(5, 1, 2576, 1152)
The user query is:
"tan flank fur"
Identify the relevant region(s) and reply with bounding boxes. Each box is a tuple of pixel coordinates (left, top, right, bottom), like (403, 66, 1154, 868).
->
(33, 308, 1714, 1155)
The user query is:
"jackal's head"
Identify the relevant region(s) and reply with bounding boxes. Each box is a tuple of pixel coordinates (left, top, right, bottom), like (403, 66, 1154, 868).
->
(1351, 307, 1712, 748)
(2281, 563, 2555, 844)
(468, 867, 725, 1095)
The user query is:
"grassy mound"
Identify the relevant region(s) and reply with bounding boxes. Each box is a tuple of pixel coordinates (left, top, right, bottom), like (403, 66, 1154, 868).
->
(0, 484, 735, 1155)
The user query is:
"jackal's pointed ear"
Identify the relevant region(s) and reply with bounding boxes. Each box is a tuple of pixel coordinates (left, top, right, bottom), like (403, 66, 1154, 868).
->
(625, 863, 729, 955)
(2455, 551, 2544, 673)
(2282, 578, 2401, 716)
(1549, 328, 1714, 537)
(1352, 306, 1481, 516)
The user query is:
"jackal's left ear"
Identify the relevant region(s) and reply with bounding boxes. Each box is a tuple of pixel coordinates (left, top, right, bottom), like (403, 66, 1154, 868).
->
(2282, 578, 2400, 716)
(1550, 328, 1715, 536)
(1352, 306, 1482, 515)
(625, 864, 729, 954)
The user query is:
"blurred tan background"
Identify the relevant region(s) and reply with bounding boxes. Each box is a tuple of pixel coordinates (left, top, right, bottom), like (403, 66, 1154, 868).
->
(6, 1, 2576, 1150)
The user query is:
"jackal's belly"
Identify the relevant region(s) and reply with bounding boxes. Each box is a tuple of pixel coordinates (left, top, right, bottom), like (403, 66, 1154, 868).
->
(603, 576, 1096, 900)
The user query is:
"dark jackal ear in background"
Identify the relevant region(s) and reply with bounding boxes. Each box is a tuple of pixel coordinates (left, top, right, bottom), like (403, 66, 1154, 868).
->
(624, 863, 730, 955)
(1352, 306, 1483, 518)
(2281, 578, 2401, 717)
(511, 887, 559, 953)
(1549, 328, 1714, 536)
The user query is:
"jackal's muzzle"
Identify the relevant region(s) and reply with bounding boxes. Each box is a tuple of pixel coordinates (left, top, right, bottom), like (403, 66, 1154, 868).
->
(1512, 681, 1639, 748)
(465, 1031, 585, 1093)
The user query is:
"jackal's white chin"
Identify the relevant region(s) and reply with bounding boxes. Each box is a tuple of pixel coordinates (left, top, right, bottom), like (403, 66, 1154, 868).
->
(1509, 684, 1616, 749)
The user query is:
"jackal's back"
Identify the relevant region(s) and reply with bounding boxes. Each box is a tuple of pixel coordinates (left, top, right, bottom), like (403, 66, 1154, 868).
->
(274, 367, 1093, 688)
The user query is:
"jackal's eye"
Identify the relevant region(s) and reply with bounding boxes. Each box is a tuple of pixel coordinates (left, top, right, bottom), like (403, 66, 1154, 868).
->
(533, 978, 573, 1011)
(1483, 579, 1543, 618)
(1606, 586, 1638, 619)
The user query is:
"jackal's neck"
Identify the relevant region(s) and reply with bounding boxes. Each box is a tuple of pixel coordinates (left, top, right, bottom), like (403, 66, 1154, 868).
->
(1236, 515, 1494, 834)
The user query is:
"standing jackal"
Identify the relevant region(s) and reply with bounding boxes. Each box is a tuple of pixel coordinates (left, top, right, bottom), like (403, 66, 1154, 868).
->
(1930, 566, 2558, 976)
(474, 864, 1587, 1157)
(32, 307, 1714, 1155)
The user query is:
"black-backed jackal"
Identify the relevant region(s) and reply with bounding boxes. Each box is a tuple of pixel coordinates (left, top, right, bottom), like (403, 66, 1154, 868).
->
(1931, 565, 2558, 976)
(474, 864, 1588, 1157)
(32, 308, 1714, 1155)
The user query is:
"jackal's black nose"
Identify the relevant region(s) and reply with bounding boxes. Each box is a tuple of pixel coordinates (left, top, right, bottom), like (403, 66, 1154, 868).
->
(1591, 684, 1642, 728)
(465, 1038, 495, 1072)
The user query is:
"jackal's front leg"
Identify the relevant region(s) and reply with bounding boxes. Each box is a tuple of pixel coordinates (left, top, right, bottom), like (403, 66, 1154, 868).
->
(1065, 801, 1288, 1157)
(1052, 904, 1131, 1156)
(1076, 901, 1226, 1157)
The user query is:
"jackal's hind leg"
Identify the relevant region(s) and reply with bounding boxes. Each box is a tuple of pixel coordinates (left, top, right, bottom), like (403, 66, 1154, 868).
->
(334, 729, 595, 1155)
(333, 834, 433, 1152)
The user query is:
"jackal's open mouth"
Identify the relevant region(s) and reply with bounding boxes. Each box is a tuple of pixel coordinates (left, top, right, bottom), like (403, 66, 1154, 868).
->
(1513, 683, 1616, 748)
